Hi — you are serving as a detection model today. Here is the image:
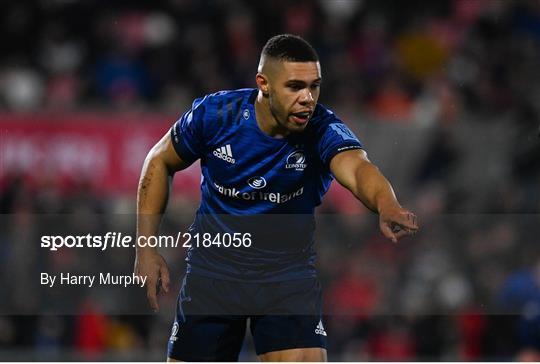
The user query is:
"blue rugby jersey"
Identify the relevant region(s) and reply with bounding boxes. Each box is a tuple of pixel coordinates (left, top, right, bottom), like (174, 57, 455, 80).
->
(171, 88, 363, 281)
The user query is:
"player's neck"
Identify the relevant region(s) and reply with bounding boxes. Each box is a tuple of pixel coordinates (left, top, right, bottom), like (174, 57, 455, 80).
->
(255, 91, 289, 139)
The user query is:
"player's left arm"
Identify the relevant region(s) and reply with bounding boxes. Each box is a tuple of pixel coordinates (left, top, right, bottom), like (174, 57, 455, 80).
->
(330, 149, 419, 242)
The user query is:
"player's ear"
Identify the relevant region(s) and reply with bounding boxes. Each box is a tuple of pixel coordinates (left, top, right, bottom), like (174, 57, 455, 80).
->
(256, 73, 269, 97)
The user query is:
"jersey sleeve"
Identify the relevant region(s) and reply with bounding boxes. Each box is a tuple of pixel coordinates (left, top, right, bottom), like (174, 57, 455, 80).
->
(170, 97, 207, 164)
(317, 115, 363, 166)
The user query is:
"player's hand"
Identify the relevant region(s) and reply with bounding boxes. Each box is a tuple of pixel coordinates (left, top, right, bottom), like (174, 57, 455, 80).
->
(134, 250, 171, 312)
(378, 206, 419, 243)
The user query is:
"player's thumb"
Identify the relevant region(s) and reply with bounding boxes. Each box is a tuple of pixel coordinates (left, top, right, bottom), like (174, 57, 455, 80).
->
(159, 263, 171, 293)
(380, 223, 397, 243)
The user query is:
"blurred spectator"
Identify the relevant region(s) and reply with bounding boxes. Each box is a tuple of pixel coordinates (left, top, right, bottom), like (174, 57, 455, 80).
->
(0, 67, 44, 110)
(74, 303, 107, 358)
(367, 73, 414, 121)
(498, 261, 540, 358)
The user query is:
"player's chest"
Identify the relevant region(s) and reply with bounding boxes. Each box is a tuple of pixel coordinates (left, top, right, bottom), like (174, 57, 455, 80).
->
(203, 134, 317, 188)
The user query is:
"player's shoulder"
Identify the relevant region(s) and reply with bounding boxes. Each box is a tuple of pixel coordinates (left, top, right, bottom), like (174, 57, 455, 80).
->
(307, 103, 342, 132)
(208, 88, 256, 100)
(191, 88, 256, 124)
(195, 88, 255, 109)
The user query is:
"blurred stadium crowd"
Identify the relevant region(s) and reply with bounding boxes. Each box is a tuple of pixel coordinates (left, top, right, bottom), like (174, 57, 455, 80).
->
(1, 0, 540, 361)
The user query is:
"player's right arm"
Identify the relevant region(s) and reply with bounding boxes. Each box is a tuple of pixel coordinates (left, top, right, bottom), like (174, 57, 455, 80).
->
(135, 132, 191, 312)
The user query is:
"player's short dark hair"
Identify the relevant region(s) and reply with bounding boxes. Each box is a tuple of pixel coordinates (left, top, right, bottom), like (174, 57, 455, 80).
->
(262, 34, 319, 62)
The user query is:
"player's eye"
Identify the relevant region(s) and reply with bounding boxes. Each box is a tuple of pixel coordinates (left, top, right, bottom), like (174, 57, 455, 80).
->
(288, 84, 303, 91)
(311, 84, 320, 90)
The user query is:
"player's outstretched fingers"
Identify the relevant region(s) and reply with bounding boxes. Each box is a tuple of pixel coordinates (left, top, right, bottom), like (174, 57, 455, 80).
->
(146, 276, 159, 312)
(394, 228, 412, 240)
(380, 223, 397, 243)
(159, 263, 171, 294)
(401, 211, 419, 230)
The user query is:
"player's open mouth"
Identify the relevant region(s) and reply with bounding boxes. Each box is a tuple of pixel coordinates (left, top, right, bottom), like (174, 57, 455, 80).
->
(290, 111, 311, 124)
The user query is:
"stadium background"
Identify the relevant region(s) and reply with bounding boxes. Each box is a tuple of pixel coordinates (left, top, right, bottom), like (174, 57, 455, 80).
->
(1, 0, 540, 361)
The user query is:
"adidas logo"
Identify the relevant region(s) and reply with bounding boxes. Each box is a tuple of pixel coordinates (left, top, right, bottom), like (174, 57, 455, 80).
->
(315, 319, 327, 336)
(213, 144, 235, 164)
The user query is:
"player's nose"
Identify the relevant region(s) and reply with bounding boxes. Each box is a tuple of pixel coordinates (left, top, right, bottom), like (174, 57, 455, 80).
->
(299, 89, 314, 105)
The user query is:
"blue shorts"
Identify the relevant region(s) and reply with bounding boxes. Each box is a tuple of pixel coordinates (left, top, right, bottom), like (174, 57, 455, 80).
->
(167, 273, 327, 361)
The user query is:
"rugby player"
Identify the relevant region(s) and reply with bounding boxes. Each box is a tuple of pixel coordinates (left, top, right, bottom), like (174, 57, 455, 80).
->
(135, 34, 418, 361)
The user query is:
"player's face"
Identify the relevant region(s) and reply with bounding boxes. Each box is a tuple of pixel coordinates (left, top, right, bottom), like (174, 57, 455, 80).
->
(268, 61, 321, 133)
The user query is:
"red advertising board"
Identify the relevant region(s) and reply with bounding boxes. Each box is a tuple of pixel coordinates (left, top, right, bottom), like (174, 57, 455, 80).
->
(0, 112, 201, 196)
